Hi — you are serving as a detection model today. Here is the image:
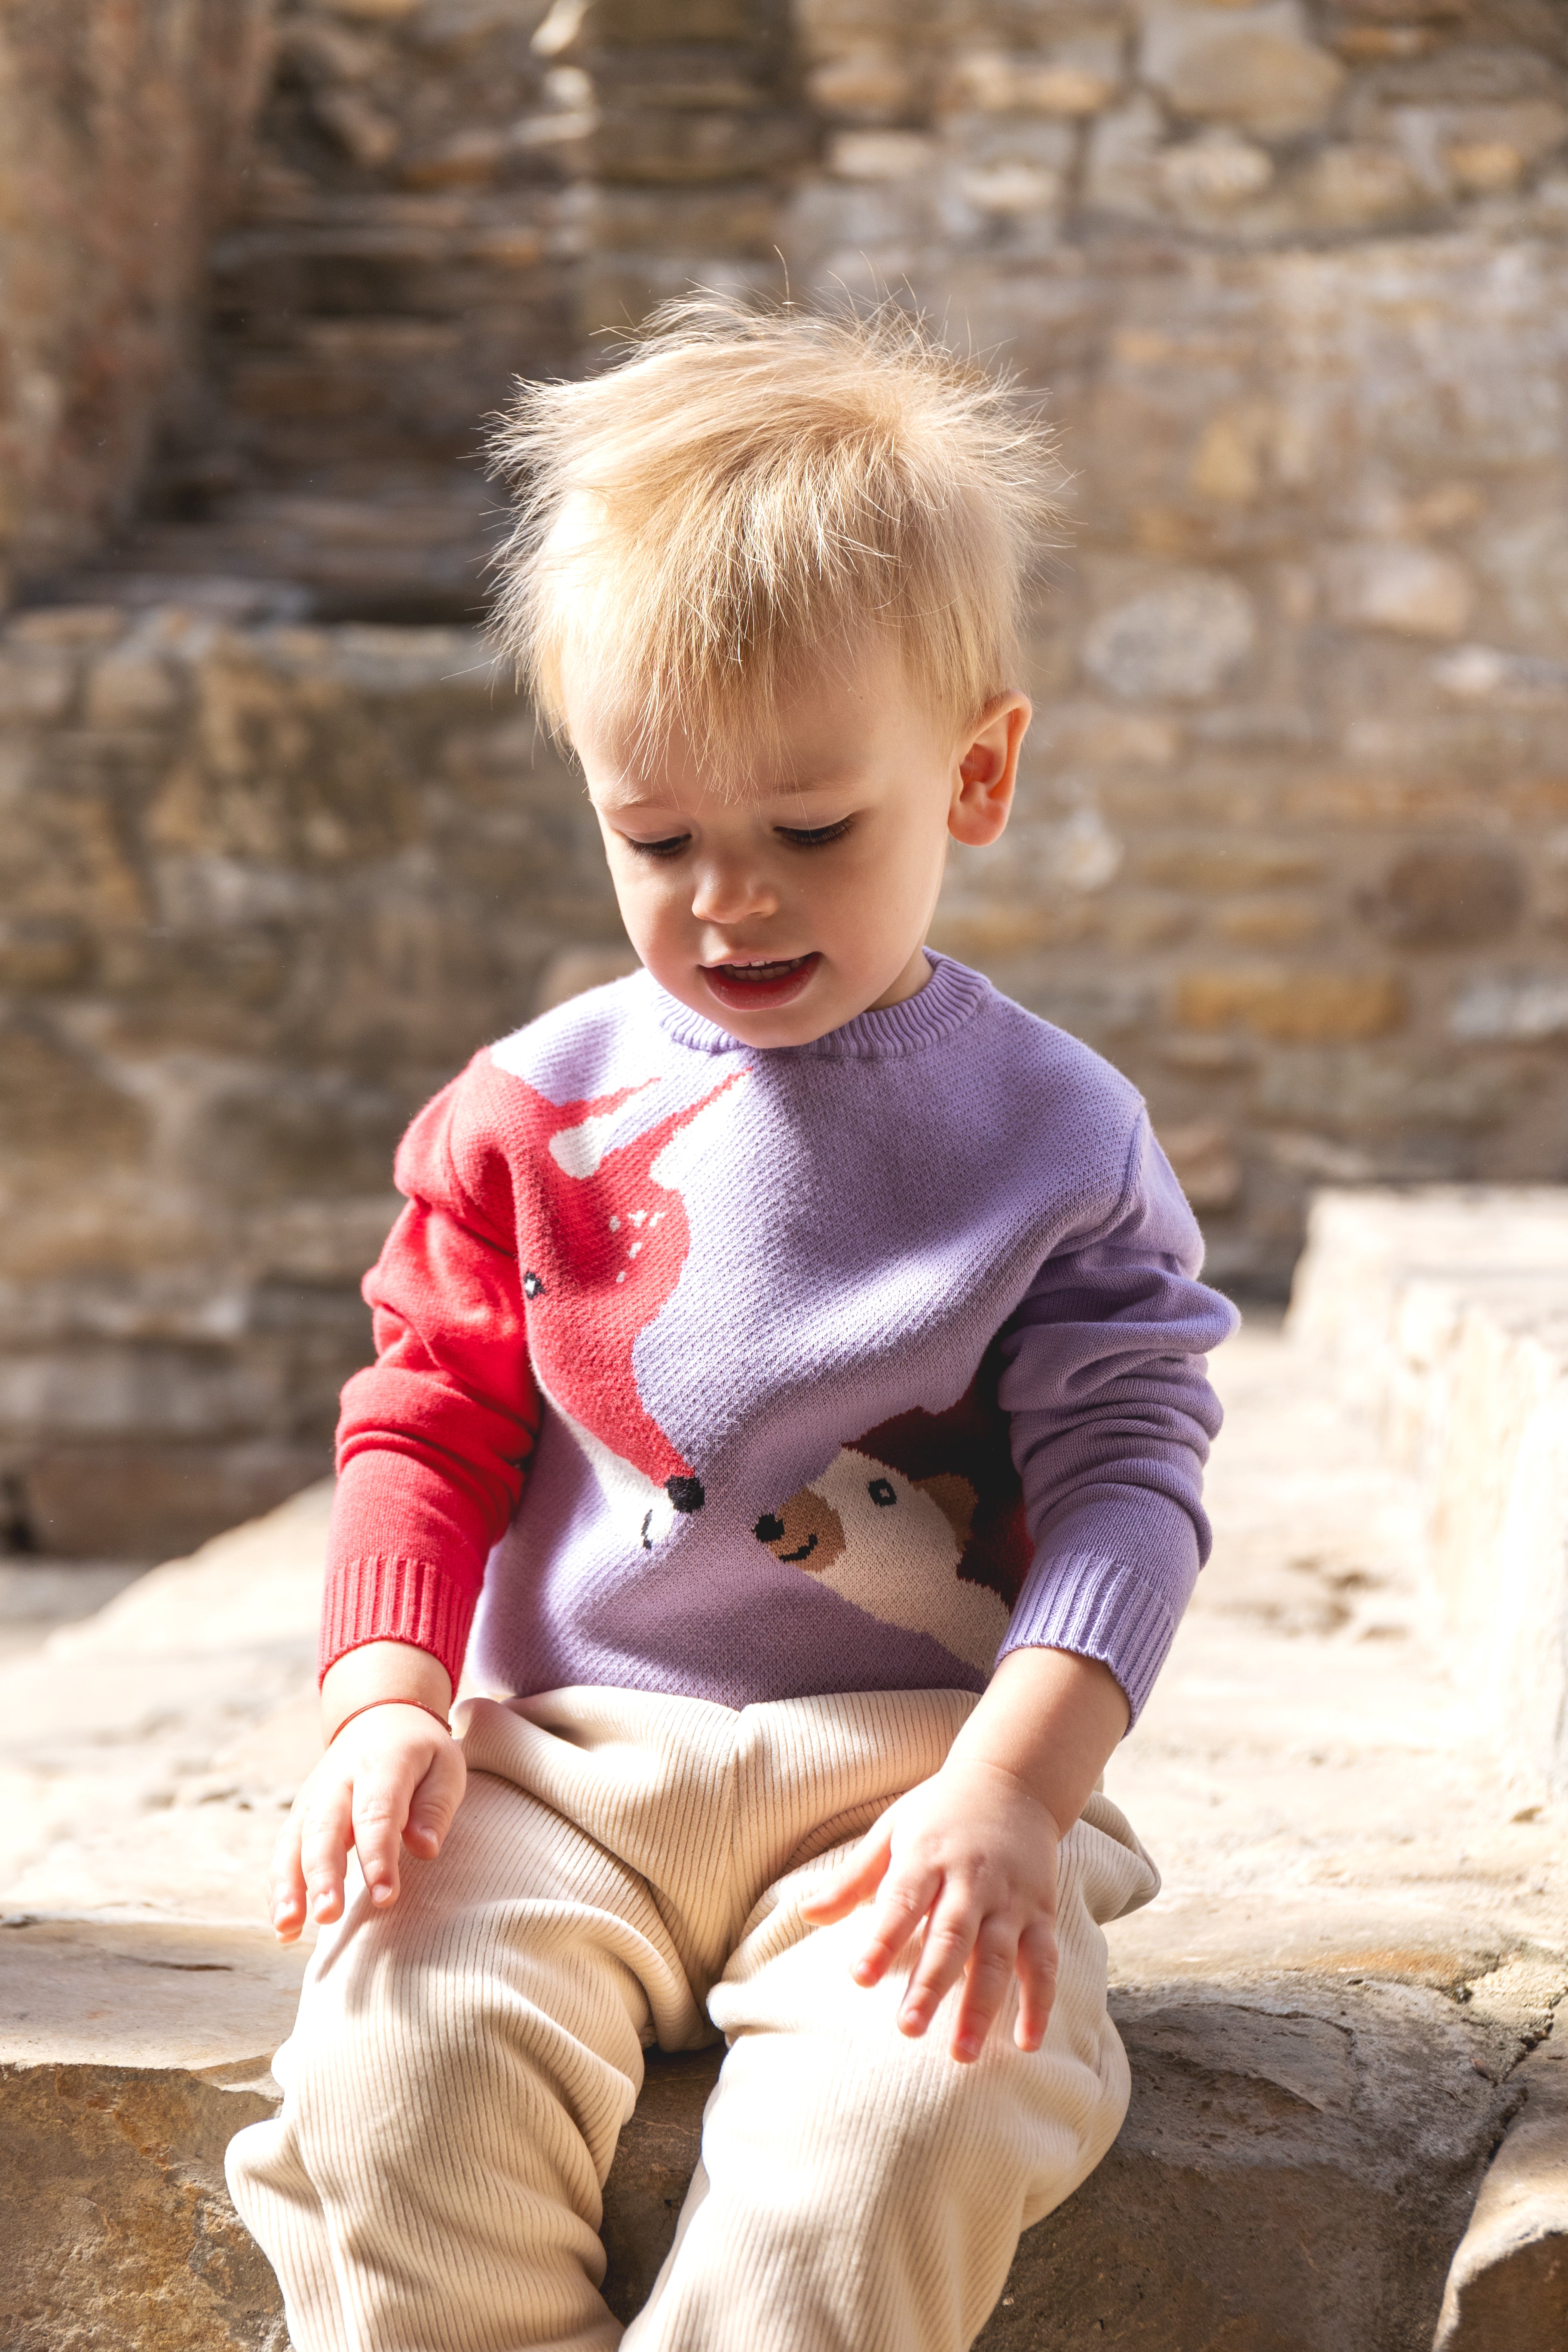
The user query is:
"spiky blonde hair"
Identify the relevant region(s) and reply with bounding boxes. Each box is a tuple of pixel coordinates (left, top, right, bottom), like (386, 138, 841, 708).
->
(487, 296, 1062, 768)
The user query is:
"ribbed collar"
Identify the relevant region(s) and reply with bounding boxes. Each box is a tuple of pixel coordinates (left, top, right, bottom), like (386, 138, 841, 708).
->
(644, 952, 993, 1060)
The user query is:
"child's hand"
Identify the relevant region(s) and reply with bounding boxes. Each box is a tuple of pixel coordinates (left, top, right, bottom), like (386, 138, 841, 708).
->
(268, 1701, 466, 1943)
(800, 1646, 1131, 2064)
(801, 1755, 1062, 2064)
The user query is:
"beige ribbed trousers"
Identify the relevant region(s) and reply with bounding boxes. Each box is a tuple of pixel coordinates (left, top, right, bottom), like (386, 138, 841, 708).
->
(228, 1685, 1158, 2352)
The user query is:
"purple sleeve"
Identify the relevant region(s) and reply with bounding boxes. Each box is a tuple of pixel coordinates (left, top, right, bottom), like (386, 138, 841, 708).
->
(995, 1113, 1239, 1724)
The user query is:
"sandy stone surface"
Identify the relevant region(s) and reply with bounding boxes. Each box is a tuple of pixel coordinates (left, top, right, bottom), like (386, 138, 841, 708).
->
(0, 1481, 328, 1927)
(1106, 1317, 1566, 2000)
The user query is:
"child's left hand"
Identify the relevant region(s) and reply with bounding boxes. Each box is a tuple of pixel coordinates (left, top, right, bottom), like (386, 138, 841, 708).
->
(799, 1755, 1063, 2064)
(799, 1644, 1130, 2065)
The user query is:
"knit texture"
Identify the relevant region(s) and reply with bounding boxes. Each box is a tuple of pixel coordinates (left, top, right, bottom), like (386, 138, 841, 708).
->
(325, 956, 1236, 1720)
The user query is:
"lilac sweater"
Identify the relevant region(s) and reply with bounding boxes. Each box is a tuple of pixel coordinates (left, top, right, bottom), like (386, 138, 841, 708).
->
(325, 954, 1237, 1721)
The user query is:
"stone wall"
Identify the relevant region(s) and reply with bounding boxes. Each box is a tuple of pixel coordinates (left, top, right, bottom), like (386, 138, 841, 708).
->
(0, 0, 273, 591)
(0, 602, 616, 1559)
(775, 0, 1568, 1291)
(6, 0, 1568, 1551)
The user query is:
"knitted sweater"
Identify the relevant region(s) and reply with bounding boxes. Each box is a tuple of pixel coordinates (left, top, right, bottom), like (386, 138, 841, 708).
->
(324, 955, 1237, 1722)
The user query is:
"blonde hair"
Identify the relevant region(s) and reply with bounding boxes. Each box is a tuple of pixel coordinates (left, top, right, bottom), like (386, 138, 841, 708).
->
(487, 296, 1061, 768)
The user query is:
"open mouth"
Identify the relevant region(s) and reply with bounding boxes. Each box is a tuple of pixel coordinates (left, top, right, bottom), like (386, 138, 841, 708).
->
(701, 952, 821, 1011)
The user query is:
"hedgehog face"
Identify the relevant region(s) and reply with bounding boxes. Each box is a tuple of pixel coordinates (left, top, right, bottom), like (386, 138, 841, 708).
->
(754, 1448, 1009, 1675)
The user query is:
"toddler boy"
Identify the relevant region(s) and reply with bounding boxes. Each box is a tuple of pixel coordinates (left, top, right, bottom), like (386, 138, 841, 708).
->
(228, 300, 1237, 2352)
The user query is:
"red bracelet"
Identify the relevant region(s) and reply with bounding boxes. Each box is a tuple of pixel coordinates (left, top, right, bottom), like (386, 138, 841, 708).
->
(327, 1695, 452, 1745)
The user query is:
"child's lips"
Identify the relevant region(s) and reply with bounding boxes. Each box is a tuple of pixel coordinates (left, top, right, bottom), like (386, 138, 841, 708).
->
(700, 952, 821, 1011)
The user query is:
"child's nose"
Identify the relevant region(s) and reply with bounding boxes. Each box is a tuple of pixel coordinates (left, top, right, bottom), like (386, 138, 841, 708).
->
(690, 858, 779, 925)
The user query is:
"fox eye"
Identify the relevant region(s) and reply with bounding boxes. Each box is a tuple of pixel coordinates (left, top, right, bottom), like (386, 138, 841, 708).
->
(868, 1478, 896, 1507)
(523, 1270, 544, 1299)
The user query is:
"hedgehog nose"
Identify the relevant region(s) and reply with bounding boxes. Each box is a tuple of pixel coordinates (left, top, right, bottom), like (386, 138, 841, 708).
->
(753, 1513, 785, 1545)
(665, 1475, 705, 1513)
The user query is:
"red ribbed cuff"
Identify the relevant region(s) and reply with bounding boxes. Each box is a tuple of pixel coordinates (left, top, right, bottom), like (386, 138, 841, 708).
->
(318, 1553, 480, 1694)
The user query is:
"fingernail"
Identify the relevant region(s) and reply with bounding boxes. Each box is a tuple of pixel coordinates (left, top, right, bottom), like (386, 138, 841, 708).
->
(371, 1883, 392, 1904)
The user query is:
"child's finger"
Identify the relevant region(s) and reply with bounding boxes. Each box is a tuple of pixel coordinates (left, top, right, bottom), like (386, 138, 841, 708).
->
(404, 1738, 467, 1859)
(949, 1920, 1019, 2062)
(351, 1762, 420, 1907)
(1013, 1918, 1059, 2052)
(854, 1861, 944, 1991)
(894, 1887, 982, 2035)
(799, 1821, 892, 1924)
(267, 1812, 309, 1942)
(299, 1777, 355, 1925)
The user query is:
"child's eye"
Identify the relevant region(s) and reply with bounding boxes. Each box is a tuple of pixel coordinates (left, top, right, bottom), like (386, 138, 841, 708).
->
(775, 818, 852, 848)
(625, 833, 691, 860)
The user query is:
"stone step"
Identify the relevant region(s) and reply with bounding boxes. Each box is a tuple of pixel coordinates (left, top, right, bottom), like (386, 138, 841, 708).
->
(2, 1321, 1565, 2348)
(0, 1933, 1532, 2352)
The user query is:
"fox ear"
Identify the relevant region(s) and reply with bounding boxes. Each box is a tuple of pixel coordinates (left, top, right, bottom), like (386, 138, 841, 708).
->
(916, 1473, 977, 1553)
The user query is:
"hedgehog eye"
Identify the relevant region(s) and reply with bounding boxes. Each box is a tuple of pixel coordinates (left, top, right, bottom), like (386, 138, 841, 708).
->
(868, 1478, 896, 1507)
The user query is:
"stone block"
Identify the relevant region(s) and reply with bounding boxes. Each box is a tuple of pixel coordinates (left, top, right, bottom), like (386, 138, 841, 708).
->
(0, 650, 75, 723)
(945, 39, 1124, 118)
(1435, 2012, 1568, 2351)
(9, 607, 126, 647)
(604, 1984, 1526, 2352)
(1288, 1188, 1568, 1792)
(1158, 1118, 1243, 1210)
(1159, 129, 1275, 210)
(0, 1, 273, 581)
(827, 129, 937, 181)
(1213, 897, 1322, 946)
(805, 48, 915, 121)
(9, 1949, 1518, 2352)
(20, 1442, 333, 1567)
(86, 650, 184, 729)
(1081, 93, 1168, 219)
(1137, 840, 1323, 893)
(1174, 965, 1408, 1042)
(1357, 844, 1523, 948)
(536, 945, 642, 1013)
(1141, 2, 1348, 140)
(597, 107, 808, 186)
(1451, 976, 1568, 1044)
(597, 0, 757, 40)
(1256, 1048, 1522, 1139)
(1081, 573, 1258, 702)
(1305, 141, 1427, 228)
(0, 1920, 307, 2352)
(0, 917, 91, 991)
(1326, 544, 1476, 641)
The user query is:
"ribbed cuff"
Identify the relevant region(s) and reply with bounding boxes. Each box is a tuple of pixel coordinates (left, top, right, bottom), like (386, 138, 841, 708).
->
(318, 1553, 479, 1694)
(999, 1550, 1181, 1726)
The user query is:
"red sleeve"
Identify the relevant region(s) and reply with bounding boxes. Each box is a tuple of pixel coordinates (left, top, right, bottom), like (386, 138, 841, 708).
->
(320, 1059, 541, 1688)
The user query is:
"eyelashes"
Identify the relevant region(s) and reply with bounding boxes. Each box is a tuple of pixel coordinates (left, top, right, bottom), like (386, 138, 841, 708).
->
(776, 818, 853, 848)
(622, 818, 853, 860)
(625, 835, 691, 860)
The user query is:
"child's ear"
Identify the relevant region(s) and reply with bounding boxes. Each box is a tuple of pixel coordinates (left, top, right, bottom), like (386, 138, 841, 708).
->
(949, 692, 1030, 848)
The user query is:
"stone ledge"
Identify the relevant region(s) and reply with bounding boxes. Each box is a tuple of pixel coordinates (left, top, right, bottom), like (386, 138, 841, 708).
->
(1288, 1187, 1568, 1795)
(0, 1918, 307, 2352)
(1436, 2009, 1568, 2350)
(0, 1924, 1531, 2352)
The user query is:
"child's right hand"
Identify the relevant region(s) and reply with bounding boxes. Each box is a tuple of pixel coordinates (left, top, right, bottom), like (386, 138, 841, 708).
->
(269, 1683, 466, 1943)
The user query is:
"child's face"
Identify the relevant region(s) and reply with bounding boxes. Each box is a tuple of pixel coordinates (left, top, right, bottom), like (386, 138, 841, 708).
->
(565, 643, 1030, 1047)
